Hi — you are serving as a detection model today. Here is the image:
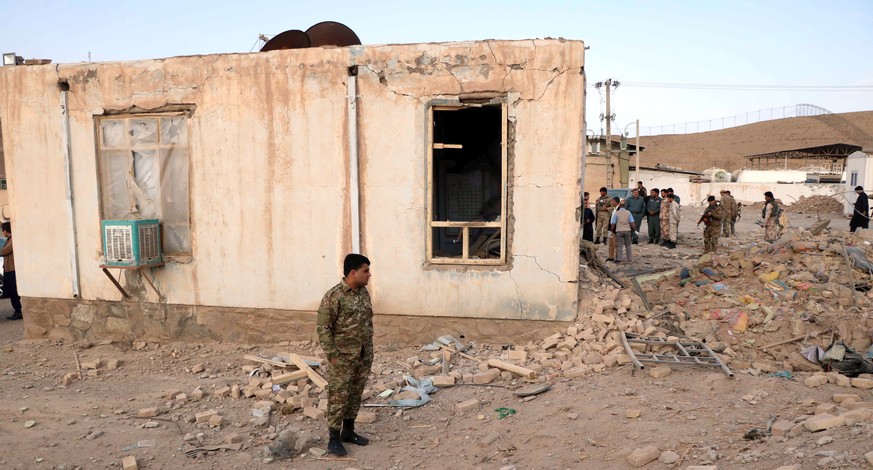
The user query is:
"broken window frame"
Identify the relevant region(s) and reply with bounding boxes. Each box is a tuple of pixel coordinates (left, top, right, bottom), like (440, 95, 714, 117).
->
(95, 112, 192, 256)
(426, 101, 508, 266)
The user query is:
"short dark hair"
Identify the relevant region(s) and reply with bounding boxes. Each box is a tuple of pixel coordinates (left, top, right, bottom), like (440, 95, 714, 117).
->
(707, 195, 716, 202)
(764, 191, 774, 198)
(856, 186, 864, 191)
(611, 196, 621, 204)
(584, 192, 590, 197)
(666, 194, 674, 200)
(0, 222, 10, 233)
(651, 188, 659, 193)
(667, 188, 674, 193)
(599, 187, 607, 192)
(726, 190, 731, 195)
(343, 253, 371, 276)
(637, 181, 643, 184)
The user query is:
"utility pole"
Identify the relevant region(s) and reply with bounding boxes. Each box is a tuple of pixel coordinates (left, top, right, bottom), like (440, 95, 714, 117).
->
(604, 79, 612, 188)
(635, 119, 640, 184)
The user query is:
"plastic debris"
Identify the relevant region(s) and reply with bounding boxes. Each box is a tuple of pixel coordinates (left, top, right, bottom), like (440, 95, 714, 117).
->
(388, 376, 437, 408)
(496, 407, 516, 419)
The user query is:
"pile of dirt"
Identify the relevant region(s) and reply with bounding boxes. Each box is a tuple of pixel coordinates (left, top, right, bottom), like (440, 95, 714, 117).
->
(788, 195, 844, 214)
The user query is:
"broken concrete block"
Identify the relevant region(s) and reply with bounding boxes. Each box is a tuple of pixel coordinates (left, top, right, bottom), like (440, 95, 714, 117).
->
(770, 420, 793, 437)
(865, 451, 873, 467)
(355, 411, 377, 424)
(851, 377, 873, 389)
(107, 358, 122, 370)
(195, 410, 218, 424)
(303, 407, 325, 420)
(190, 389, 204, 400)
(582, 353, 603, 365)
(505, 350, 528, 362)
(591, 313, 614, 324)
(834, 374, 851, 387)
(456, 399, 479, 414)
(213, 386, 231, 398)
(231, 385, 241, 399)
(658, 450, 679, 464)
(122, 456, 138, 470)
(626, 409, 641, 419)
(479, 431, 501, 446)
(563, 367, 587, 379)
(648, 366, 672, 379)
(137, 407, 158, 418)
(815, 403, 837, 415)
(804, 375, 828, 387)
(627, 445, 660, 467)
(81, 359, 101, 370)
(191, 363, 205, 373)
(804, 413, 845, 432)
(833, 393, 862, 403)
(432, 375, 456, 387)
(208, 414, 224, 427)
(225, 433, 243, 444)
(473, 369, 500, 385)
(840, 408, 873, 424)
(175, 394, 188, 404)
(254, 389, 272, 399)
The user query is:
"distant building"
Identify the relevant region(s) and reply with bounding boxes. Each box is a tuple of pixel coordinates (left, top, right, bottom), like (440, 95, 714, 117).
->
(844, 150, 873, 216)
(585, 135, 642, 191)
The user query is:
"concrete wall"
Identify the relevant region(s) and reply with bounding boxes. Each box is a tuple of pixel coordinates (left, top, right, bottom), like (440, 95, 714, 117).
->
(636, 169, 842, 208)
(0, 39, 586, 341)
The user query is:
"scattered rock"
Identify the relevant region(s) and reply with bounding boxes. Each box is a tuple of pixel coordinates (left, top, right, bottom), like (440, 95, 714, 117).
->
(627, 445, 660, 467)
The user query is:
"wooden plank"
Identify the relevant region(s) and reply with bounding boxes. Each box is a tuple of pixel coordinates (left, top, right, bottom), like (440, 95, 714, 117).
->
(438, 344, 480, 362)
(283, 352, 329, 389)
(431, 221, 502, 228)
(500, 102, 507, 263)
(426, 106, 434, 263)
(432, 143, 463, 149)
(271, 369, 308, 385)
(243, 355, 290, 368)
(486, 358, 537, 379)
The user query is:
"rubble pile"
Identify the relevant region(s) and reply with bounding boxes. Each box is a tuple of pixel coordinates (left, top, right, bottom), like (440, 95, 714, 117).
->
(639, 227, 873, 375)
(787, 195, 844, 214)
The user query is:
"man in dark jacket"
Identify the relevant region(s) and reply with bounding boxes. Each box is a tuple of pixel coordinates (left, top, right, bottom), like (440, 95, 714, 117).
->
(582, 192, 595, 242)
(851, 186, 870, 233)
(645, 188, 661, 244)
(1, 222, 22, 320)
(625, 189, 646, 244)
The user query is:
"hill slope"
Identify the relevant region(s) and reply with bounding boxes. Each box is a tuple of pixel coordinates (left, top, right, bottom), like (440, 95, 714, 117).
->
(638, 110, 873, 172)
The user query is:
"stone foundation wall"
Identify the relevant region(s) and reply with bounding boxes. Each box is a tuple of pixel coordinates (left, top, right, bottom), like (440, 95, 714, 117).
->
(21, 297, 569, 346)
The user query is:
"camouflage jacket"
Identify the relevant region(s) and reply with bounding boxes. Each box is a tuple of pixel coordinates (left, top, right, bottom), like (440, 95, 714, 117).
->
(317, 280, 374, 357)
(596, 195, 612, 212)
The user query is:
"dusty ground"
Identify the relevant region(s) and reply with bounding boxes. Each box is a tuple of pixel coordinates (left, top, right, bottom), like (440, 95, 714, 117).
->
(1, 207, 872, 470)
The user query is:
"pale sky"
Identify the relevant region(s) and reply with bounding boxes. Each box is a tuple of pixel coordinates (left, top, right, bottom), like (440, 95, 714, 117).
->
(2, 0, 871, 135)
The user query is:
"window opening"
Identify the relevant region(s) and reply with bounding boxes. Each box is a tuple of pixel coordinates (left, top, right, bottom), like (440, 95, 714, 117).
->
(427, 104, 507, 264)
(96, 114, 191, 254)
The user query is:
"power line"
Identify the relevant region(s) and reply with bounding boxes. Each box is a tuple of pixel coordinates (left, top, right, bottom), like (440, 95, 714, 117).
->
(618, 82, 873, 92)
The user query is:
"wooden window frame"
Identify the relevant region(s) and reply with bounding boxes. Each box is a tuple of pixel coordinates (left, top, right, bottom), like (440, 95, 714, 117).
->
(426, 102, 508, 266)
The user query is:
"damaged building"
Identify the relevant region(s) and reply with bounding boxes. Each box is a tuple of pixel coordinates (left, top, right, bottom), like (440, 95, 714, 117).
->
(0, 39, 587, 343)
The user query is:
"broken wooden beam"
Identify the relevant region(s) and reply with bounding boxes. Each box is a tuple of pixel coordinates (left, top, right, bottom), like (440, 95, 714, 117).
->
(243, 355, 291, 368)
(271, 370, 308, 385)
(486, 358, 537, 379)
(282, 352, 329, 390)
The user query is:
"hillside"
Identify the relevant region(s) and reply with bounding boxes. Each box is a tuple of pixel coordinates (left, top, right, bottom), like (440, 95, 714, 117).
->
(638, 110, 873, 172)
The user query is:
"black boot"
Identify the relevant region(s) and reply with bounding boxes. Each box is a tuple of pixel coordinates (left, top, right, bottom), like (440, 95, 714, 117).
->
(594, 237, 601, 245)
(7, 311, 22, 320)
(327, 428, 348, 456)
(341, 418, 369, 446)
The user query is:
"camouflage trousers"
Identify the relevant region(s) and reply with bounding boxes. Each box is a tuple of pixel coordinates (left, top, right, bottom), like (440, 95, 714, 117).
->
(722, 217, 736, 237)
(667, 221, 678, 243)
(595, 211, 610, 239)
(327, 344, 373, 430)
(764, 221, 781, 243)
(703, 224, 721, 253)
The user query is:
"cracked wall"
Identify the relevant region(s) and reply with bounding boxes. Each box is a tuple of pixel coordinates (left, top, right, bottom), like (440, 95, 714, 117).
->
(0, 39, 586, 341)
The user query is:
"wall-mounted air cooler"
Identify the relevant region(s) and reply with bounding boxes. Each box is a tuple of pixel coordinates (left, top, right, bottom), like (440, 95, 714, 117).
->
(101, 219, 162, 268)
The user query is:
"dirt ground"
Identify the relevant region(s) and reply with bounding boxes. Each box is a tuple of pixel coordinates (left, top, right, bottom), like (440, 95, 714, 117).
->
(1, 207, 872, 470)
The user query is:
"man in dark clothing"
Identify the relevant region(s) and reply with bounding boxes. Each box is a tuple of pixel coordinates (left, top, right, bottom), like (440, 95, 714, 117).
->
(667, 188, 681, 205)
(1, 222, 22, 321)
(851, 186, 870, 233)
(646, 188, 661, 244)
(636, 181, 648, 203)
(582, 192, 595, 242)
(625, 189, 646, 244)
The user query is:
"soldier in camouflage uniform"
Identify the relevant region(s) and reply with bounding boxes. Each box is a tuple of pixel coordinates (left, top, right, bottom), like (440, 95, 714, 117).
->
(762, 191, 782, 242)
(698, 195, 725, 254)
(594, 187, 612, 244)
(659, 189, 671, 246)
(317, 254, 374, 456)
(719, 190, 737, 237)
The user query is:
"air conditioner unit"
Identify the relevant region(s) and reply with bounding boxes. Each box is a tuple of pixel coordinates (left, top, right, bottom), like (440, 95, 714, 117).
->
(101, 219, 162, 268)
